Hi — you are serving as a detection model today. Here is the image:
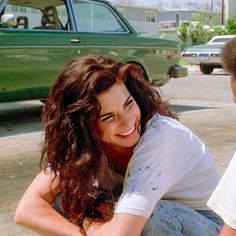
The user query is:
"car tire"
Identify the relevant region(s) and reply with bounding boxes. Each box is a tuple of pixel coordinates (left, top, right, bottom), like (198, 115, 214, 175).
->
(199, 65, 214, 74)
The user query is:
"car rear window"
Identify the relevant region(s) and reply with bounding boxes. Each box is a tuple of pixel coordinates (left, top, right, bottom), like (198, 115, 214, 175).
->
(0, 2, 69, 30)
(72, 0, 128, 33)
(211, 38, 232, 43)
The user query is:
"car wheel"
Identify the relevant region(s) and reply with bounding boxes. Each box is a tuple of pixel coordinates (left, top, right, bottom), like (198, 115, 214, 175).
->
(199, 65, 214, 74)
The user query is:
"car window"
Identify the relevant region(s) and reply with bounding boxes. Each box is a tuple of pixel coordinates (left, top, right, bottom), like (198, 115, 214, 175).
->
(0, 2, 70, 30)
(209, 37, 234, 44)
(211, 38, 229, 43)
(73, 0, 128, 33)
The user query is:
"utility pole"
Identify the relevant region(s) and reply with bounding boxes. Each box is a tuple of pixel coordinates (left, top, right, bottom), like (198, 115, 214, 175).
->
(211, 0, 213, 11)
(221, 0, 224, 25)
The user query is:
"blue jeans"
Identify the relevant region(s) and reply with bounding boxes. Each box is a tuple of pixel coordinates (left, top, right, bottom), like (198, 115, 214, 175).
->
(141, 200, 223, 236)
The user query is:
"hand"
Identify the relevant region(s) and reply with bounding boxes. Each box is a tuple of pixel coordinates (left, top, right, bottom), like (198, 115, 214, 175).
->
(96, 201, 114, 221)
(83, 201, 113, 236)
(83, 217, 104, 236)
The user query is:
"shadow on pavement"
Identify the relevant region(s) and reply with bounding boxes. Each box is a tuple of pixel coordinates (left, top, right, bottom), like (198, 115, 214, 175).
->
(0, 101, 217, 138)
(0, 101, 43, 137)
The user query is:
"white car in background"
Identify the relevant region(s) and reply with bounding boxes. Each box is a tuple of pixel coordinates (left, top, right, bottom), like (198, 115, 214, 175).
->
(182, 35, 235, 74)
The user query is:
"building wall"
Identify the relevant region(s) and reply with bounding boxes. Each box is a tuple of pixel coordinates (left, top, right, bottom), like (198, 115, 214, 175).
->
(116, 5, 158, 22)
(115, 4, 220, 36)
(158, 10, 220, 24)
(128, 20, 159, 36)
(116, 5, 159, 36)
(119, 7, 145, 21)
(225, 0, 236, 19)
(157, 11, 191, 23)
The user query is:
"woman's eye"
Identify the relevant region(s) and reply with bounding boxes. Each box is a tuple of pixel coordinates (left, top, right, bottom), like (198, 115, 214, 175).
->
(101, 115, 114, 122)
(125, 99, 133, 108)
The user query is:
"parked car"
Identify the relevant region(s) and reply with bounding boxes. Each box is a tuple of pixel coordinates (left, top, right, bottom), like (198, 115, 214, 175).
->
(182, 35, 235, 74)
(0, 0, 187, 103)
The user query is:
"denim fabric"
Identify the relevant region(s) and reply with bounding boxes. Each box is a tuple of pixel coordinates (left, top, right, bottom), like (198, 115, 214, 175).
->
(141, 200, 223, 236)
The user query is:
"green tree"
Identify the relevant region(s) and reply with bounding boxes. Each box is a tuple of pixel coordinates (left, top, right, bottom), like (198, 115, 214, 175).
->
(226, 18, 236, 34)
(177, 22, 192, 50)
(178, 12, 229, 50)
(190, 24, 214, 45)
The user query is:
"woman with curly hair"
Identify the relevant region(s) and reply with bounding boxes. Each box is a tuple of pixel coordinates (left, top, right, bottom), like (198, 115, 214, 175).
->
(15, 55, 223, 236)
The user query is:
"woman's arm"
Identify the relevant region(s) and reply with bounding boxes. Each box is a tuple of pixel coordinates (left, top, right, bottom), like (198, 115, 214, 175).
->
(220, 224, 236, 236)
(83, 213, 147, 236)
(14, 170, 85, 236)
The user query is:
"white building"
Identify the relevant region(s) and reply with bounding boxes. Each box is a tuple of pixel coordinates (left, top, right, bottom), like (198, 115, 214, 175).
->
(116, 4, 159, 36)
(225, 0, 236, 19)
(115, 4, 220, 36)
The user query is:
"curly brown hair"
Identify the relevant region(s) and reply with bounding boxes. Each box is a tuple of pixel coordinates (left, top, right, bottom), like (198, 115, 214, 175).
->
(221, 36, 236, 76)
(40, 55, 178, 226)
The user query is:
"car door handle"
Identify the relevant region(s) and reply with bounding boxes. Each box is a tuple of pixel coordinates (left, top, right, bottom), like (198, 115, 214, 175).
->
(70, 38, 80, 43)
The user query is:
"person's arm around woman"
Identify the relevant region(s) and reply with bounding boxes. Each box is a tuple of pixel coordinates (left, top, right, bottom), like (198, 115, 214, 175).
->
(15, 170, 147, 236)
(220, 224, 236, 236)
(14, 170, 85, 236)
(83, 213, 147, 236)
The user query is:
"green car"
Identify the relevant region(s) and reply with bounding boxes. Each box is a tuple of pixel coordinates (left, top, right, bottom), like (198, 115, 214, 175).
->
(0, 0, 187, 102)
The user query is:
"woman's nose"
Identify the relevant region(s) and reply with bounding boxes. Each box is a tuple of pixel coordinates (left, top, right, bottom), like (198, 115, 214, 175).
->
(119, 113, 132, 126)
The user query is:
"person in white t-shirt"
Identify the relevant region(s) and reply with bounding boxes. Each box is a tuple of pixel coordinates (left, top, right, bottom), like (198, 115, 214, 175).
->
(15, 55, 223, 236)
(207, 36, 236, 236)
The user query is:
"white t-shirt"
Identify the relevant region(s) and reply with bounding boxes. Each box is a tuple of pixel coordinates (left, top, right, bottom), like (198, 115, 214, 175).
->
(207, 152, 236, 230)
(115, 114, 220, 218)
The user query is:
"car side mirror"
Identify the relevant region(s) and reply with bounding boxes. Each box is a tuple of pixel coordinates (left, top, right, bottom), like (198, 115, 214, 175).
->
(0, 13, 17, 28)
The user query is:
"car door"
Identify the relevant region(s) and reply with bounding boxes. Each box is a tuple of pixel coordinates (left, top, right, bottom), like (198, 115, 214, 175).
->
(0, 1, 86, 102)
(70, 0, 138, 63)
(69, 0, 182, 85)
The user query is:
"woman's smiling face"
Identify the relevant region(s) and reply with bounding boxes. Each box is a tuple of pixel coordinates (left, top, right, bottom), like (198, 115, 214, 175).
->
(97, 81, 141, 153)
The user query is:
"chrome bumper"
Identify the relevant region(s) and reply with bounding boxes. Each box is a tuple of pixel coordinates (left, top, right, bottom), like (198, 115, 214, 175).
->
(169, 65, 188, 78)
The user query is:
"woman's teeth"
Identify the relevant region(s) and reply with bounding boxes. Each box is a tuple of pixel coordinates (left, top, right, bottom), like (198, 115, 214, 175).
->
(119, 126, 135, 136)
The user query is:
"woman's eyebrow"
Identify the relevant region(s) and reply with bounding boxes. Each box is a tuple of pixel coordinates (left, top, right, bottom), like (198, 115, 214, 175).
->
(123, 95, 131, 108)
(100, 95, 131, 119)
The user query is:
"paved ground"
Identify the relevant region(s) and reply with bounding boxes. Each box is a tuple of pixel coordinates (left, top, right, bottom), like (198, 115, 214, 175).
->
(0, 67, 235, 235)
